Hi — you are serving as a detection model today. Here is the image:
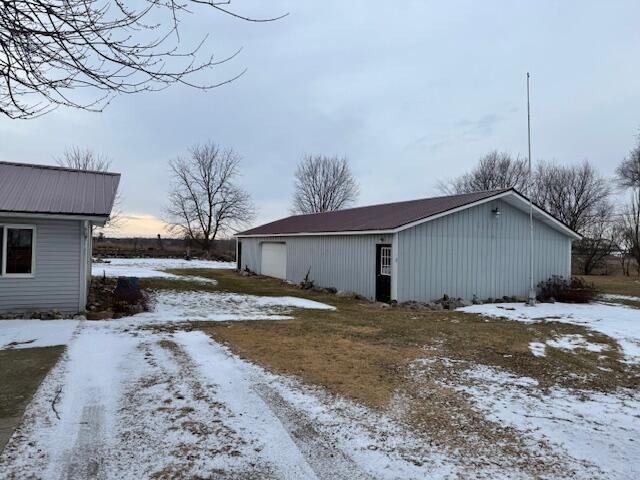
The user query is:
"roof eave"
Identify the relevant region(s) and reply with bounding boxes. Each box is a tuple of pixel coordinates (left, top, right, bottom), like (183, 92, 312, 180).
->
(0, 210, 111, 223)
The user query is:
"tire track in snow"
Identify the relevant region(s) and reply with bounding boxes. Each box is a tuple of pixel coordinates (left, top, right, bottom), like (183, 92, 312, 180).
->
(174, 330, 382, 480)
(113, 336, 282, 479)
(64, 402, 106, 479)
(254, 383, 374, 480)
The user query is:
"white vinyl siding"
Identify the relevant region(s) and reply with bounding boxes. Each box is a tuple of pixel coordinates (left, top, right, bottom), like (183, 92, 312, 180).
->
(0, 217, 83, 313)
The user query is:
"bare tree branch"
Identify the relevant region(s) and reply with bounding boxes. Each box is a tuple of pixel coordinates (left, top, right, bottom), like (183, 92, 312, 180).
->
(292, 155, 359, 214)
(616, 190, 640, 276)
(532, 160, 610, 234)
(0, 0, 287, 119)
(572, 200, 616, 275)
(615, 132, 640, 275)
(56, 145, 112, 171)
(616, 132, 640, 190)
(438, 151, 529, 195)
(439, 153, 611, 235)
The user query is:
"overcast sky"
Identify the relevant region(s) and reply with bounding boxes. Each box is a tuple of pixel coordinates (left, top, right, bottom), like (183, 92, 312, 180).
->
(1, 1, 639, 236)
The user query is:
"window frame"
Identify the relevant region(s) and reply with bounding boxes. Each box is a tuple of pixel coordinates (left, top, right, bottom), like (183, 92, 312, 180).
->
(380, 245, 392, 276)
(1, 224, 37, 278)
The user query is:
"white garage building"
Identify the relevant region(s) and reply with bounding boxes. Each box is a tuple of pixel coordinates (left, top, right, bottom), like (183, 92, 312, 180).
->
(236, 189, 580, 303)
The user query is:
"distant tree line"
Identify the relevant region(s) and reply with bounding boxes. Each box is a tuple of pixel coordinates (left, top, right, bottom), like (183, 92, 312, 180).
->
(439, 132, 640, 275)
(57, 130, 640, 275)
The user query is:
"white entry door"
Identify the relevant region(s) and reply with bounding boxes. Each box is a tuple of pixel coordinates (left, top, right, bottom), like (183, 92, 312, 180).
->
(260, 242, 287, 280)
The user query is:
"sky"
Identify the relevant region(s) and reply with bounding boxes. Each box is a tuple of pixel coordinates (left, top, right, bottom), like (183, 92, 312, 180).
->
(1, 1, 639, 237)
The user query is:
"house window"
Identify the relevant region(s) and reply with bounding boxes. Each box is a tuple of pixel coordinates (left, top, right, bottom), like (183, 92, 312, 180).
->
(380, 246, 391, 276)
(1, 225, 36, 276)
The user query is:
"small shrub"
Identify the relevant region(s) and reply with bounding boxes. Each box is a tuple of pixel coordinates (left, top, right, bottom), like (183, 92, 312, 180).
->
(537, 275, 598, 303)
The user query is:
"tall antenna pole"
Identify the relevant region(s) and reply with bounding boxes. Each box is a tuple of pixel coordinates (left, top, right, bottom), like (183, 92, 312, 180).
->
(526, 72, 536, 306)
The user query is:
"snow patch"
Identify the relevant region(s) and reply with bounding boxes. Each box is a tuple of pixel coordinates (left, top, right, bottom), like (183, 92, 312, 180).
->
(0, 319, 80, 350)
(528, 334, 609, 357)
(528, 341, 546, 357)
(452, 363, 640, 480)
(92, 257, 234, 280)
(547, 334, 609, 353)
(134, 290, 335, 324)
(459, 302, 640, 362)
(601, 293, 640, 303)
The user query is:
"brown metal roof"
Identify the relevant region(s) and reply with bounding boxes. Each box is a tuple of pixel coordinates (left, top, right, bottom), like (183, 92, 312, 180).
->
(239, 189, 512, 235)
(0, 161, 120, 217)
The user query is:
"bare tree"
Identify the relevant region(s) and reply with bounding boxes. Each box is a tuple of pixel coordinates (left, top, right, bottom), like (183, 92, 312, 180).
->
(292, 155, 359, 214)
(618, 193, 640, 276)
(56, 146, 112, 172)
(615, 133, 640, 275)
(1, 1, 286, 119)
(532, 160, 610, 234)
(56, 146, 122, 229)
(616, 133, 640, 189)
(613, 220, 634, 276)
(166, 142, 255, 255)
(572, 201, 616, 275)
(438, 151, 529, 194)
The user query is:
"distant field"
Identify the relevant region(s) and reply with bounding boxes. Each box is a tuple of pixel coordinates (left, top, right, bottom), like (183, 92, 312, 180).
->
(92, 237, 235, 261)
(579, 274, 640, 297)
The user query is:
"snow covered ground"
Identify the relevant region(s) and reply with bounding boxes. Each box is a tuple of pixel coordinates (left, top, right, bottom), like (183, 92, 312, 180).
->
(459, 302, 640, 363)
(0, 320, 80, 350)
(0, 290, 335, 350)
(454, 301, 640, 479)
(0, 291, 458, 479)
(2, 285, 639, 478)
(445, 363, 640, 480)
(147, 290, 335, 321)
(91, 257, 235, 280)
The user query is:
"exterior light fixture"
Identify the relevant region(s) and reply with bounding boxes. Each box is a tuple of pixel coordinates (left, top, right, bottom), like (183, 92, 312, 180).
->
(492, 207, 501, 216)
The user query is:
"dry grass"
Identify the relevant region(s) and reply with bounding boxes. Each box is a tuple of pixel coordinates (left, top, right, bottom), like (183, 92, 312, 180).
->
(579, 274, 640, 297)
(197, 305, 634, 405)
(182, 270, 639, 472)
(177, 270, 637, 399)
(579, 274, 640, 307)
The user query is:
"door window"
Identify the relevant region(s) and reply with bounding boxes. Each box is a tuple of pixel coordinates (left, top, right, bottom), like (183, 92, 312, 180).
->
(380, 246, 391, 276)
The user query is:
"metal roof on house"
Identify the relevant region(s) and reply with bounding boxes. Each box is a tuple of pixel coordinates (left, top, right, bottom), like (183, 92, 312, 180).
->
(239, 189, 513, 236)
(0, 161, 120, 218)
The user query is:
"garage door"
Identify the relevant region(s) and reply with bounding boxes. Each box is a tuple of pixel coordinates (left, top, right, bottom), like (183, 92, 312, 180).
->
(260, 242, 287, 280)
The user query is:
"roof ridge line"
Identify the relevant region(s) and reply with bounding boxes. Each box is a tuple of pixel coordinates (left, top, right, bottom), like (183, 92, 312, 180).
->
(286, 188, 511, 220)
(0, 160, 120, 176)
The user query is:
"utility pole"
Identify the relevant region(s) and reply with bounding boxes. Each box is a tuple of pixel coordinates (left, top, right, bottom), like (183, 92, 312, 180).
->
(526, 72, 536, 306)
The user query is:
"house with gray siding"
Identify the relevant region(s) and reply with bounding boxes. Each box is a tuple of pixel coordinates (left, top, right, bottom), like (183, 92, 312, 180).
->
(236, 189, 581, 303)
(0, 161, 120, 314)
